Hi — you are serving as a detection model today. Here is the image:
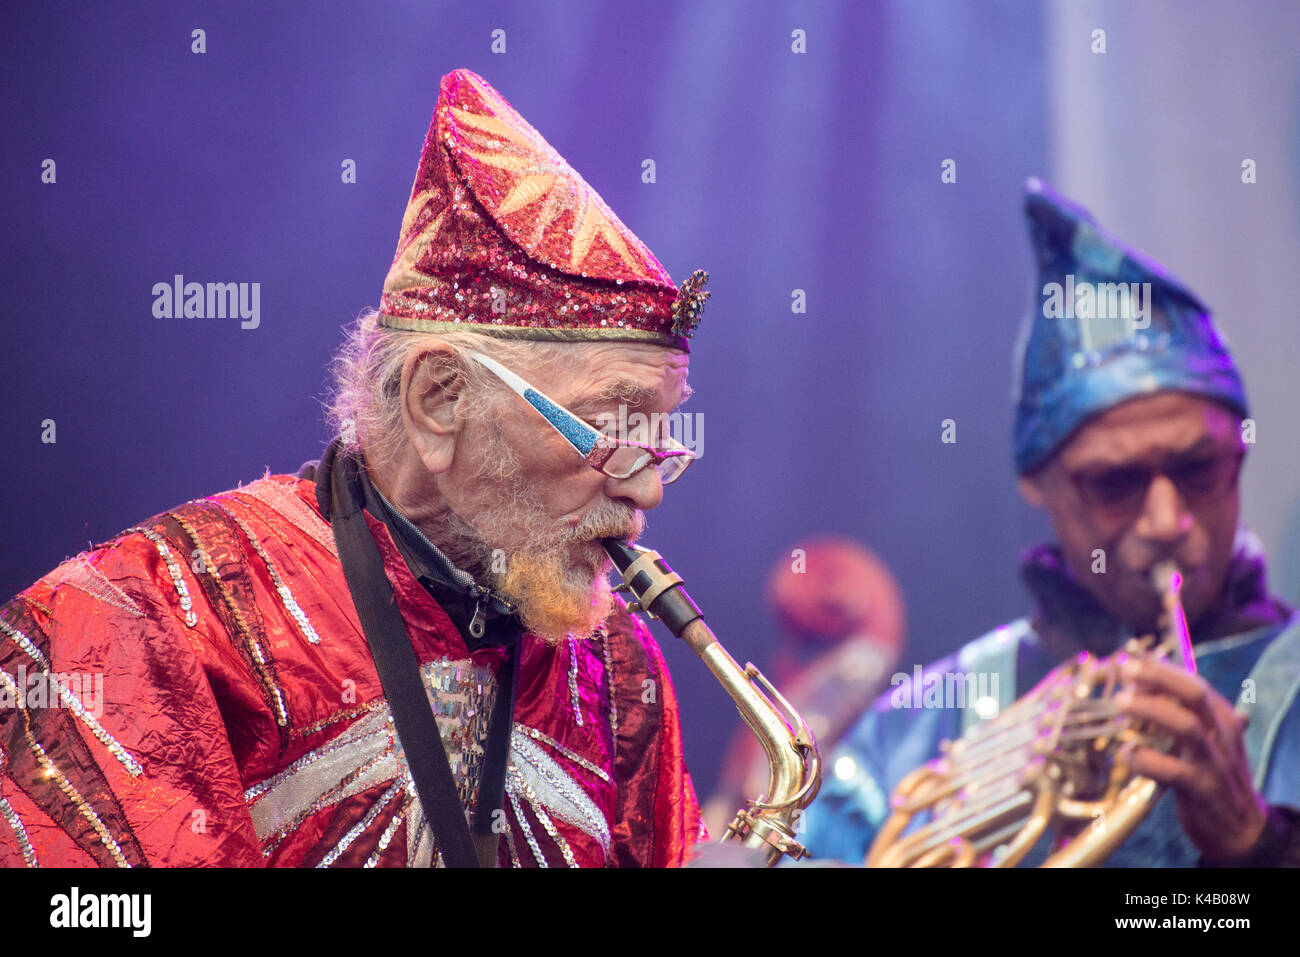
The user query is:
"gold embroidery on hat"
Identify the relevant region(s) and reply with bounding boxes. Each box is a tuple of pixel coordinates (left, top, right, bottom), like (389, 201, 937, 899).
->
(384, 188, 449, 294)
(449, 75, 649, 280)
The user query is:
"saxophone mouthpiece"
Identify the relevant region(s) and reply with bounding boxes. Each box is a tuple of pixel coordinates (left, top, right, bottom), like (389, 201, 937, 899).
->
(601, 538, 639, 574)
(600, 538, 703, 637)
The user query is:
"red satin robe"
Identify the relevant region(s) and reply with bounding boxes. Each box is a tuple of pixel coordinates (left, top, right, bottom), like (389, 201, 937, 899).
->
(0, 472, 706, 867)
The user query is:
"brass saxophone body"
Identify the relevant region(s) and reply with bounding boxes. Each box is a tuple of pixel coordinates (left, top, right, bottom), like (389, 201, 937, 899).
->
(866, 560, 1196, 868)
(603, 539, 822, 866)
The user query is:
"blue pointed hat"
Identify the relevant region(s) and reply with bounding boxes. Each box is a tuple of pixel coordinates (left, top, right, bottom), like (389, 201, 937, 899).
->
(1012, 178, 1248, 473)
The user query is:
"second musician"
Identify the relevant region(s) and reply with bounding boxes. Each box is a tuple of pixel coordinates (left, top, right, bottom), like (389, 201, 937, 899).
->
(802, 179, 1300, 867)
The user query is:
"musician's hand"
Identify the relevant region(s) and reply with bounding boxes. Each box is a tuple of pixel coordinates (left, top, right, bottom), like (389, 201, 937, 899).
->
(1115, 658, 1267, 862)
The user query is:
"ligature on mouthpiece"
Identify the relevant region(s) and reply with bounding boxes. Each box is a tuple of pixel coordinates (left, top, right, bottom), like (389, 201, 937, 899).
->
(601, 538, 703, 636)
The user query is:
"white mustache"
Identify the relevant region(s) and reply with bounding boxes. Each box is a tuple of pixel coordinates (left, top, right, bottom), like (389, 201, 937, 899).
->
(569, 505, 643, 545)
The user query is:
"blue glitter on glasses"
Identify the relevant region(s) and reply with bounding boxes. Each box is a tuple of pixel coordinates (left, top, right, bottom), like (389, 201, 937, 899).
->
(522, 388, 599, 456)
(464, 348, 694, 484)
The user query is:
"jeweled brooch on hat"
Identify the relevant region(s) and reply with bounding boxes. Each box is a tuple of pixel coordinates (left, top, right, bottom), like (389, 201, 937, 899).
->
(671, 269, 710, 340)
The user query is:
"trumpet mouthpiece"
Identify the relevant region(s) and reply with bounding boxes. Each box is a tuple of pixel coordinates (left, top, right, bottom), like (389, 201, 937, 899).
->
(1150, 560, 1181, 595)
(1150, 559, 1196, 674)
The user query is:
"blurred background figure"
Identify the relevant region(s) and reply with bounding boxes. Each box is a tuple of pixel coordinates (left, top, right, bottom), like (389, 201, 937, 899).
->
(702, 536, 905, 838)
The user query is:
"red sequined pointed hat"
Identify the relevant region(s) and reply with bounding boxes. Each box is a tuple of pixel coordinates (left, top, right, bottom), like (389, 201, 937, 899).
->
(379, 69, 708, 351)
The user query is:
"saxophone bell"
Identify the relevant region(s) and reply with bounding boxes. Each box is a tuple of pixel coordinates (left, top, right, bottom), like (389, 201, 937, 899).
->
(602, 538, 823, 866)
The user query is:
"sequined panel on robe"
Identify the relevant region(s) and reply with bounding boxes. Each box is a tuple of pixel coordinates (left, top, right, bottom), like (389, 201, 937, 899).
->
(243, 656, 499, 867)
(398, 657, 498, 866)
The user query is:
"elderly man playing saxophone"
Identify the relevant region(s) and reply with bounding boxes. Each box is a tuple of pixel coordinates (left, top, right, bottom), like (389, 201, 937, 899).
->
(0, 69, 710, 868)
(802, 180, 1300, 867)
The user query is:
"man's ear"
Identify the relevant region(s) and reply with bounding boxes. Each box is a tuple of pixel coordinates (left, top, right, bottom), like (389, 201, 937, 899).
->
(401, 346, 466, 474)
(1017, 472, 1047, 508)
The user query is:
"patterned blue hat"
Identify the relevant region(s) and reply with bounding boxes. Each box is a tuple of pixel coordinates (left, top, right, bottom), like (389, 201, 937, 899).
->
(1012, 178, 1248, 474)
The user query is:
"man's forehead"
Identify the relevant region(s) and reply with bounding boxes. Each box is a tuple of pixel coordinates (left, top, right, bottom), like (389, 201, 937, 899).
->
(1059, 392, 1240, 467)
(559, 344, 691, 408)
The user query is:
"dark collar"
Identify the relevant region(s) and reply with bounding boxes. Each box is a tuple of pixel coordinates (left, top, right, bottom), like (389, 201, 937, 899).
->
(303, 439, 521, 651)
(1020, 529, 1293, 657)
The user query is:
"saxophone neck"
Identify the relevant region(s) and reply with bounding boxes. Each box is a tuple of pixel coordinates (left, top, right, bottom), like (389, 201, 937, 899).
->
(603, 538, 824, 866)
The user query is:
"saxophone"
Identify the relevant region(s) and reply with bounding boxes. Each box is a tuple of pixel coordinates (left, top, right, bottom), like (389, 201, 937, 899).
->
(603, 539, 823, 866)
(866, 560, 1196, 867)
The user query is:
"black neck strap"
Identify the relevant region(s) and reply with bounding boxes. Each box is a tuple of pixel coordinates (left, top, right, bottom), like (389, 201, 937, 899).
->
(323, 444, 511, 868)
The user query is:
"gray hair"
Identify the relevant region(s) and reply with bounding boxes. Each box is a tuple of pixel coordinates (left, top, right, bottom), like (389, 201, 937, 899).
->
(325, 308, 578, 473)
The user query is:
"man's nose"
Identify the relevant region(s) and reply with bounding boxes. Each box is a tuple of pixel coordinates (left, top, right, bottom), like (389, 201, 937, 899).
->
(604, 466, 664, 511)
(1134, 474, 1193, 543)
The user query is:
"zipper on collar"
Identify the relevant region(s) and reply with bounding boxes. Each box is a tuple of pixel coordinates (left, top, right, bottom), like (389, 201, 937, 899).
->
(466, 583, 515, 640)
(468, 593, 487, 639)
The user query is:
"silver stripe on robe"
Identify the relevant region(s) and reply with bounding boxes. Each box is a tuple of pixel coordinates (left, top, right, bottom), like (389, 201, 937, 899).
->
(507, 725, 610, 855)
(246, 706, 401, 843)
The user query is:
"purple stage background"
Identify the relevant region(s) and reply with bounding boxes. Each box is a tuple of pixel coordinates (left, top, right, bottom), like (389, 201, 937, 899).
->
(4, 0, 1299, 801)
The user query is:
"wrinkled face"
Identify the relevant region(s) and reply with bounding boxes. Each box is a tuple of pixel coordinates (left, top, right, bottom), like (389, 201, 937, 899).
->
(436, 342, 691, 643)
(1019, 392, 1245, 633)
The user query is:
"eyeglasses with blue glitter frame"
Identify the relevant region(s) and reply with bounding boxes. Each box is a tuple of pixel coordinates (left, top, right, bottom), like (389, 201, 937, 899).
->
(465, 349, 696, 485)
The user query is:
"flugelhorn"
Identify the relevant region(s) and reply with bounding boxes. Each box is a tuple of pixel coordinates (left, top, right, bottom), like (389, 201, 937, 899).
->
(866, 560, 1195, 868)
(603, 539, 822, 865)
